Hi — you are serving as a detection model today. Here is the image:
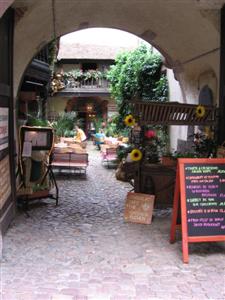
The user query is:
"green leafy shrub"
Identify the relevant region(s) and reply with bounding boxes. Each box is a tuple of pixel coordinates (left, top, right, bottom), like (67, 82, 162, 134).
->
(26, 115, 49, 127)
(51, 112, 77, 137)
(107, 44, 168, 131)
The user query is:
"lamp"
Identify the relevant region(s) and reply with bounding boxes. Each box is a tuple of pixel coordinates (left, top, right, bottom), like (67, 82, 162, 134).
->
(86, 103, 93, 112)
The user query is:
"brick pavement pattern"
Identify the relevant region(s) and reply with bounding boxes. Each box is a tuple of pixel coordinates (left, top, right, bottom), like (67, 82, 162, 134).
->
(1, 143, 225, 300)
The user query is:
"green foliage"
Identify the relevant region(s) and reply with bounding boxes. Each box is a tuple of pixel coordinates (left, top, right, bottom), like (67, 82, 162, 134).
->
(93, 117, 103, 133)
(48, 39, 58, 69)
(105, 114, 130, 137)
(153, 75, 168, 102)
(51, 112, 77, 137)
(84, 70, 102, 81)
(117, 145, 133, 161)
(26, 115, 49, 127)
(107, 44, 169, 130)
(105, 115, 119, 137)
(191, 132, 218, 158)
(171, 132, 218, 159)
(63, 69, 105, 82)
(143, 126, 167, 163)
(64, 69, 83, 80)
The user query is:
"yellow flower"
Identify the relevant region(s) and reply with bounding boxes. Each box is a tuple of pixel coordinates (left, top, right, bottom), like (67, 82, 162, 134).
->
(124, 114, 135, 126)
(205, 126, 213, 139)
(196, 105, 206, 118)
(130, 149, 143, 161)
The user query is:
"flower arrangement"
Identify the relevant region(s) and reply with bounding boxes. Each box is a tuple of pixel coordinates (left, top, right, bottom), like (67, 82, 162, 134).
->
(192, 131, 217, 157)
(143, 129, 166, 163)
(124, 114, 136, 127)
(195, 105, 206, 118)
(130, 148, 143, 161)
(145, 129, 156, 139)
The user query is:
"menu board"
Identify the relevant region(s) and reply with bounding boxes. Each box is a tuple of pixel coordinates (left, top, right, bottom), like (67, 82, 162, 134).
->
(170, 158, 225, 263)
(19, 126, 54, 151)
(185, 163, 225, 236)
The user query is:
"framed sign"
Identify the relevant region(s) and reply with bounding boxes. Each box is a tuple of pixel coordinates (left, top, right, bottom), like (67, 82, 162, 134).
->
(170, 158, 225, 263)
(19, 126, 54, 152)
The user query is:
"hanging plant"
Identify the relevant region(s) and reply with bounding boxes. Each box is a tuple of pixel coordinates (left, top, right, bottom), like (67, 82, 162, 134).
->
(196, 105, 206, 118)
(124, 114, 135, 126)
(130, 149, 143, 161)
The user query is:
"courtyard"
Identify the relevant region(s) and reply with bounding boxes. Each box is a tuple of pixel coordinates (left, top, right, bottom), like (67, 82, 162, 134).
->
(1, 143, 225, 300)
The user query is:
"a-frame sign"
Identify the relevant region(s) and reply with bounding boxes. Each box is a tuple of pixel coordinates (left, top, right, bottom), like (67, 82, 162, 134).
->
(170, 158, 225, 263)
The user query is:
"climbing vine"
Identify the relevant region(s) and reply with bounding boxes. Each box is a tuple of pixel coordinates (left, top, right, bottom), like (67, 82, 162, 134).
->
(107, 44, 168, 130)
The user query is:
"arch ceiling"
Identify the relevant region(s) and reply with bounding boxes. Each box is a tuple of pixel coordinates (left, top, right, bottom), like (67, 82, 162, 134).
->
(1, 0, 225, 94)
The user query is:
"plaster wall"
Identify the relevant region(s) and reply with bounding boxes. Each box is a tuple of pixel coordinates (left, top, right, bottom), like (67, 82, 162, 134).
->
(12, 0, 221, 95)
(47, 96, 68, 114)
(56, 64, 80, 73)
(167, 70, 187, 151)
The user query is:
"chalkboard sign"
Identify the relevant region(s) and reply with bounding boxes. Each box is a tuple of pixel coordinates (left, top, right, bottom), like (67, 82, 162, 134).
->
(185, 163, 225, 236)
(170, 158, 225, 263)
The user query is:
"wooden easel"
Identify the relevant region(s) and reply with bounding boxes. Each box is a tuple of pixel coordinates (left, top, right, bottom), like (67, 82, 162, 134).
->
(17, 126, 59, 212)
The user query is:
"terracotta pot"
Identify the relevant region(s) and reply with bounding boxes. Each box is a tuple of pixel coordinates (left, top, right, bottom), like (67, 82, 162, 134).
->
(161, 156, 177, 167)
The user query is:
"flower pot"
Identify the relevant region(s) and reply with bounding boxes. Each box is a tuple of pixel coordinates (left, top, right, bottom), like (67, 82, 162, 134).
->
(161, 156, 177, 167)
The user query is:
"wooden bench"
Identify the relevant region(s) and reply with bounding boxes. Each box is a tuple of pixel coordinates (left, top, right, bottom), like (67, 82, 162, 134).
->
(52, 148, 88, 174)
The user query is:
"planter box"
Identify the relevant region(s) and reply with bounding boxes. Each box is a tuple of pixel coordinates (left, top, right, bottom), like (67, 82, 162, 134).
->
(27, 189, 50, 199)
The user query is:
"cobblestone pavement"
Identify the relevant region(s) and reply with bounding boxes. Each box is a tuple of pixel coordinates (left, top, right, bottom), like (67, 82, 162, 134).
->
(1, 143, 225, 300)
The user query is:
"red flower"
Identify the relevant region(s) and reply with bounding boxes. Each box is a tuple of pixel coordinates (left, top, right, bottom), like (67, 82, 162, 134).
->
(145, 130, 156, 139)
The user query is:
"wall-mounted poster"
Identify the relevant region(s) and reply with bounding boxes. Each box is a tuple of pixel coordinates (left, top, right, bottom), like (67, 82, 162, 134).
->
(0, 108, 8, 151)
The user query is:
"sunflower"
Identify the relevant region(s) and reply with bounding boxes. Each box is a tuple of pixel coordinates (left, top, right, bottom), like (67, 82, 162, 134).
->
(130, 149, 143, 161)
(195, 105, 206, 118)
(205, 126, 213, 139)
(124, 114, 135, 126)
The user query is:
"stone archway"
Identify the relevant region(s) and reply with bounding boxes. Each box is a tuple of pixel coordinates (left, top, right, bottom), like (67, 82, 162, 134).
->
(1, 0, 219, 106)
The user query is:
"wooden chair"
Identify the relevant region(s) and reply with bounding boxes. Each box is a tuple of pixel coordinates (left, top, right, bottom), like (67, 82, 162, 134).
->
(101, 147, 118, 168)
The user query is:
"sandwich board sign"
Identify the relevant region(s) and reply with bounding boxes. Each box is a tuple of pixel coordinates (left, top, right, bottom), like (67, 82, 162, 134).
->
(170, 158, 225, 263)
(124, 192, 155, 224)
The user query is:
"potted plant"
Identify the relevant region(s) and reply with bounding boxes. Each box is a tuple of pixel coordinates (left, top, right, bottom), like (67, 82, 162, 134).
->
(143, 129, 166, 163)
(51, 112, 77, 139)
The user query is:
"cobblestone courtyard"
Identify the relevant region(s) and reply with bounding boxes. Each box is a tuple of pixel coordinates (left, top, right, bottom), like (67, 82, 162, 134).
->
(1, 143, 225, 300)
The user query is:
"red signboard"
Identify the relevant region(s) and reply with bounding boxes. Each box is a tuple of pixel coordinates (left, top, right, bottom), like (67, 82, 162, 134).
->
(170, 158, 225, 263)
